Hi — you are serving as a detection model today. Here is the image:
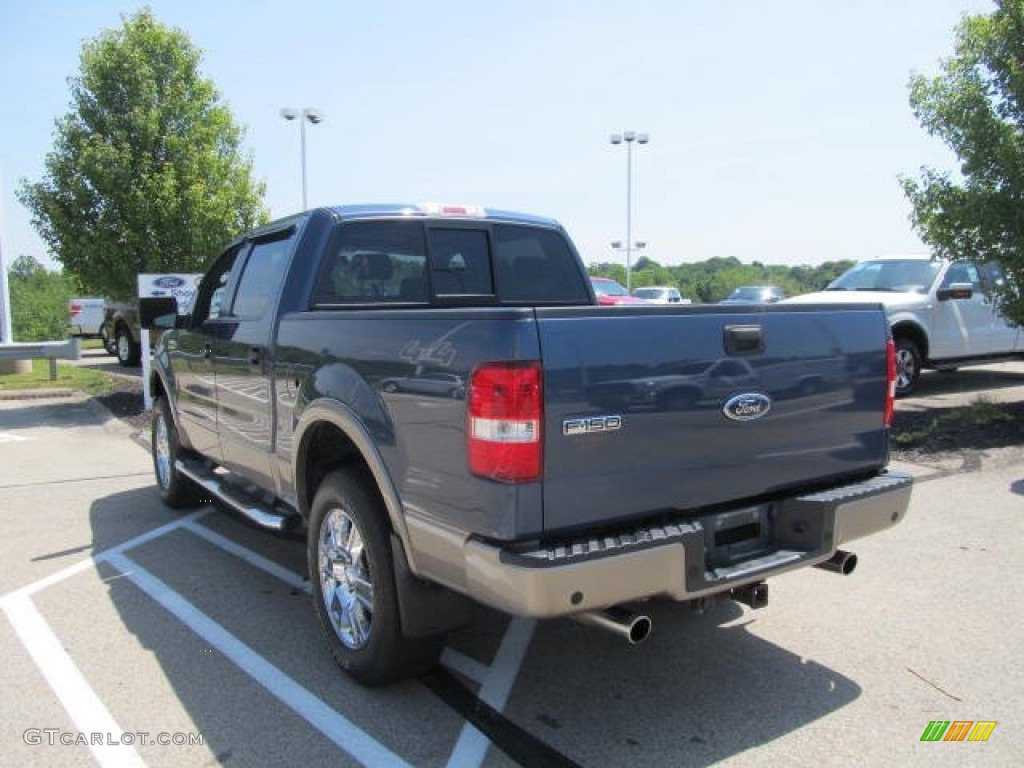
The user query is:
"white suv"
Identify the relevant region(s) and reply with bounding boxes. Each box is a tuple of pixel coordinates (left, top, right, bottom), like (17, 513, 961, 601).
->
(632, 285, 690, 304)
(785, 255, 1022, 396)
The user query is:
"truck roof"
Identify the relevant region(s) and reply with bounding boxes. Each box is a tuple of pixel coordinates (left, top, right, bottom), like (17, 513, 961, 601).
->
(325, 203, 560, 228)
(239, 204, 563, 245)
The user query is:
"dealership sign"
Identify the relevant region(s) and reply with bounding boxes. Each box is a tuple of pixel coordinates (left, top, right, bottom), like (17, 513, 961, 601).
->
(137, 273, 202, 312)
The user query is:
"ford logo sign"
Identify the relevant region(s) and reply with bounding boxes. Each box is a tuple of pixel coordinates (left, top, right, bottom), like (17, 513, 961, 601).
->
(722, 393, 771, 422)
(153, 276, 186, 289)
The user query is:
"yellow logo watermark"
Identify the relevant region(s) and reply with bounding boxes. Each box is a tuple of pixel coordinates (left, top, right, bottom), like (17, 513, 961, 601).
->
(920, 721, 997, 742)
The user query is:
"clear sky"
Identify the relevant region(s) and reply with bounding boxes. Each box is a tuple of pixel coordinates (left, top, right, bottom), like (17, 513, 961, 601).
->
(0, 0, 996, 271)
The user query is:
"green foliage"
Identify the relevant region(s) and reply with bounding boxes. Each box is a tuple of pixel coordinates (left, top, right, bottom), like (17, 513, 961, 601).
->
(7, 256, 80, 341)
(587, 257, 852, 303)
(901, 0, 1024, 326)
(17, 8, 267, 301)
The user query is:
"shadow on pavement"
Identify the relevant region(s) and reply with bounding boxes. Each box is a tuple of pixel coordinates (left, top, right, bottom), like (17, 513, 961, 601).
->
(86, 485, 862, 767)
(504, 598, 860, 767)
(910, 364, 1024, 399)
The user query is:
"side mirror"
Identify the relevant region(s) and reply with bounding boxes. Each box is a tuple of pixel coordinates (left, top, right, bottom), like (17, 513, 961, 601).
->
(139, 296, 179, 329)
(937, 282, 974, 301)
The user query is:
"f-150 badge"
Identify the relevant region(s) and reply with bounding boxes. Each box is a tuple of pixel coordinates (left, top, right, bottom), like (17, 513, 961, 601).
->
(563, 415, 622, 436)
(722, 393, 771, 421)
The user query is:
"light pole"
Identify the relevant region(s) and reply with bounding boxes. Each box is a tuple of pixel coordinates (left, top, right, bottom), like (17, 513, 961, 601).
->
(610, 131, 648, 293)
(280, 107, 324, 210)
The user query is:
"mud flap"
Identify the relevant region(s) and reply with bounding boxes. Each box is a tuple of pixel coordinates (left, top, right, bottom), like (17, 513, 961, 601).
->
(391, 535, 473, 638)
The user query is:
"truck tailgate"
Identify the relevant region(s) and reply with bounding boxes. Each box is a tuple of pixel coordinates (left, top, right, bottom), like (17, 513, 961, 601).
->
(537, 305, 890, 534)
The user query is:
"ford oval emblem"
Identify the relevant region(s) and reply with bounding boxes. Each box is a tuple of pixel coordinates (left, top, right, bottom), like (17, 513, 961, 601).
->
(154, 276, 186, 289)
(722, 393, 771, 422)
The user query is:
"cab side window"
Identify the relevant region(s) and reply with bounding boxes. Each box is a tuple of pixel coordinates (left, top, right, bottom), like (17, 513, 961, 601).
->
(313, 220, 428, 305)
(941, 262, 981, 291)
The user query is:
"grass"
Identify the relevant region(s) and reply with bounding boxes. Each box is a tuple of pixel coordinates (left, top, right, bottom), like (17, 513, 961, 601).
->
(891, 396, 1015, 447)
(0, 358, 118, 395)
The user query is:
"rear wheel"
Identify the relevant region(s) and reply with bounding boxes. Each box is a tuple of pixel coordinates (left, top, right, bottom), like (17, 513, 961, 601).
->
(309, 469, 443, 686)
(100, 323, 117, 356)
(116, 327, 141, 367)
(151, 397, 201, 508)
(894, 338, 922, 397)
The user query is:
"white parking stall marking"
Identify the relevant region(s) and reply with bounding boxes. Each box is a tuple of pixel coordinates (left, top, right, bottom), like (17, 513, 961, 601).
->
(181, 520, 310, 594)
(2, 595, 145, 768)
(105, 552, 415, 768)
(3, 505, 537, 767)
(446, 617, 536, 768)
(440, 648, 490, 686)
(5, 510, 209, 602)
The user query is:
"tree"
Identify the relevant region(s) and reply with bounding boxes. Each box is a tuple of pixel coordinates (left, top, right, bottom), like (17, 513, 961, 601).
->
(8, 256, 80, 341)
(18, 8, 266, 301)
(901, 0, 1024, 326)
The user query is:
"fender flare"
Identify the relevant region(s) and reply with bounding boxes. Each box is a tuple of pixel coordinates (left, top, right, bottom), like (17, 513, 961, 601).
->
(293, 398, 413, 562)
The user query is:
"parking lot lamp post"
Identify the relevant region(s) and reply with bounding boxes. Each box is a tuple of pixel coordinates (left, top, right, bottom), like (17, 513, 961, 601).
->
(610, 131, 648, 293)
(280, 107, 324, 211)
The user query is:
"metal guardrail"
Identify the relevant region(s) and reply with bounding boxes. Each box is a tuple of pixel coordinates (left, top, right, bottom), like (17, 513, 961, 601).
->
(0, 338, 82, 381)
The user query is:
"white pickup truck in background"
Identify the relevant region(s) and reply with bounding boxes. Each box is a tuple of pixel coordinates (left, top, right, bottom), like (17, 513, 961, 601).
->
(67, 298, 113, 352)
(785, 255, 1023, 395)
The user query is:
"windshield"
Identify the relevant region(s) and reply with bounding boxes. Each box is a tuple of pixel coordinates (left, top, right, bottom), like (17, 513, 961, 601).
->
(828, 259, 942, 293)
(591, 278, 628, 297)
(634, 288, 665, 299)
(728, 286, 774, 301)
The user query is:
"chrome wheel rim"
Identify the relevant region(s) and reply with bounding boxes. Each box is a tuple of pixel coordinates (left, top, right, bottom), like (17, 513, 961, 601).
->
(154, 412, 172, 489)
(318, 507, 373, 650)
(895, 348, 916, 391)
(117, 334, 131, 362)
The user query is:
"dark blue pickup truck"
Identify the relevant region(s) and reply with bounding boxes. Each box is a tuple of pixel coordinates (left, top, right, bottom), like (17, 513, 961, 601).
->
(147, 203, 912, 684)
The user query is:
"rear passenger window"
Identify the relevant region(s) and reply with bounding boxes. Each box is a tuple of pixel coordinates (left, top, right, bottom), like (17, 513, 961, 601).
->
(494, 224, 589, 304)
(313, 221, 428, 304)
(427, 229, 493, 296)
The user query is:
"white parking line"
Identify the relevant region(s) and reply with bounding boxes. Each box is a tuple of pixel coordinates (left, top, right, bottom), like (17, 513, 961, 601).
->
(3, 510, 209, 602)
(181, 520, 310, 594)
(446, 617, 536, 768)
(440, 648, 490, 686)
(3, 505, 537, 768)
(106, 552, 414, 768)
(3, 594, 145, 768)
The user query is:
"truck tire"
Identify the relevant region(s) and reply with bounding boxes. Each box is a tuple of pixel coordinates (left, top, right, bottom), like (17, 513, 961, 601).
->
(116, 326, 142, 367)
(100, 324, 117, 356)
(151, 397, 201, 508)
(309, 468, 443, 685)
(894, 337, 922, 397)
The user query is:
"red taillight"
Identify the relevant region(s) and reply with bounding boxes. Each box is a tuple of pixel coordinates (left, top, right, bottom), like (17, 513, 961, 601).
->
(69, 302, 82, 317)
(467, 362, 542, 483)
(884, 338, 896, 428)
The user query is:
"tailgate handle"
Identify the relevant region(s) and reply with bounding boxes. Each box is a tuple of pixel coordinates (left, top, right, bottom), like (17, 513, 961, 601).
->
(724, 325, 764, 356)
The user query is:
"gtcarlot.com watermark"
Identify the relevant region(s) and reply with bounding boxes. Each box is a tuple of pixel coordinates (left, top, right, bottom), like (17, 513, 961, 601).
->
(24, 729, 204, 747)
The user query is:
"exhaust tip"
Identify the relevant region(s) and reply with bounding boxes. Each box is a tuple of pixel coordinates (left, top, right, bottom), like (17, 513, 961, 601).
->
(627, 614, 653, 645)
(572, 607, 653, 645)
(816, 549, 858, 576)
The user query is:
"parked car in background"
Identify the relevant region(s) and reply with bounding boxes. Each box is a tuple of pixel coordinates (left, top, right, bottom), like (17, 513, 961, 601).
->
(783, 254, 1023, 396)
(590, 276, 649, 305)
(720, 285, 786, 304)
(68, 298, 114, 352)
(632, 285, 691, 304)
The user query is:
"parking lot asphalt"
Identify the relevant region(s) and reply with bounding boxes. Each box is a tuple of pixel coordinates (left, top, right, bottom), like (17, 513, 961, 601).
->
(1, 366, 1022, 768)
